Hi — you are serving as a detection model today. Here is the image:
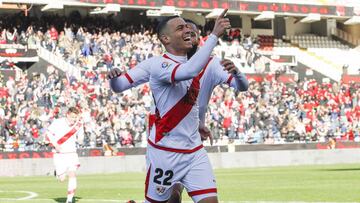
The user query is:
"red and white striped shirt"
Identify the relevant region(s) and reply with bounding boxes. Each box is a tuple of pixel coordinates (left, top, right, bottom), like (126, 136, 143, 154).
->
(47, 118, 83, 153)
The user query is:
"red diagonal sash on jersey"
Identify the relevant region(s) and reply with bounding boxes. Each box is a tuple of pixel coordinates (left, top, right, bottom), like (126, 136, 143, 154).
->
(147, 54, 180, 134)
(57, 121, 83, 145)
(154, 57, 213, 143)
(148, 114, 156, 132)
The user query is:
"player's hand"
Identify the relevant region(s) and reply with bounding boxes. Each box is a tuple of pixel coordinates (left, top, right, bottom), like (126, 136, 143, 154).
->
(211, 9, 230, 38)
(221, 59, 239, 75)
(107, 68, 123, 79)
(199, 126, 213, 146)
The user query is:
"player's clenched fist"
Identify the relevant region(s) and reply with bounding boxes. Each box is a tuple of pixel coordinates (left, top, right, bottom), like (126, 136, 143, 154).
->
(107, 68, 123, 79)
(211, 8, 231, 38)
(221, 59, 239, 75)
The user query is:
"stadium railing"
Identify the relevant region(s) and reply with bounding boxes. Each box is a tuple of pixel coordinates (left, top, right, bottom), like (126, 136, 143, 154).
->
(37, 45, 81, 79)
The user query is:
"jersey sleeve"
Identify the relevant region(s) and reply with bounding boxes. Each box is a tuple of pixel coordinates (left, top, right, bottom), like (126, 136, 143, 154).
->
(173, 34, 218, 82)
(209, 57, 231, 85)
(76, 124, 85, 139)
(229, 72, 248, 91)
(151, 60, 181, 84)
(198, 105, 207, 128)
(46, 120, 59, 145)
(110, 59, 151, 92)
(152, 34, 218, 84)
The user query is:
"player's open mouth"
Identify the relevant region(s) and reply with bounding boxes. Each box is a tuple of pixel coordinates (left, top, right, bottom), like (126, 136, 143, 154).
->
(183, 36, 191, 42)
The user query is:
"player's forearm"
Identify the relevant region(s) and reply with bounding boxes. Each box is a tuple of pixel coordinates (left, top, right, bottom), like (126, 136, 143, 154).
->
(175, 34, 218, 81)
(198, 106, 207, 128)
(109, 76, 132, 93)
(231, 72, 249, 92)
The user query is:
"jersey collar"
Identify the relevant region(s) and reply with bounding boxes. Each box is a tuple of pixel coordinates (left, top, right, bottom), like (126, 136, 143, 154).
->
(163, 52, 187, 64)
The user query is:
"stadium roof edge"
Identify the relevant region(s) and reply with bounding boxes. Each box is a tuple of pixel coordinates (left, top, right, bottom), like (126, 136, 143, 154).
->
(1, 0, 355, 19)
(239, 0, 360, 7)
(0, 0, 104, 7)
(114, 5, 350, 20)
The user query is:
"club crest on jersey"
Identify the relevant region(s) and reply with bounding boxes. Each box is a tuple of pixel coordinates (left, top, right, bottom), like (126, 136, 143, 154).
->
(155, 185, 167, 195)
(161, 62, 170, 69)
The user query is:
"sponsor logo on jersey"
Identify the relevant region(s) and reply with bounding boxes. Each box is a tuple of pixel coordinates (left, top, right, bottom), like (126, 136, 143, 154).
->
(161, 62, 170, 69)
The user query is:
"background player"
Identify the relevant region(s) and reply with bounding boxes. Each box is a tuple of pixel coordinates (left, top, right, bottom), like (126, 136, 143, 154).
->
(46, 107, 83, 203)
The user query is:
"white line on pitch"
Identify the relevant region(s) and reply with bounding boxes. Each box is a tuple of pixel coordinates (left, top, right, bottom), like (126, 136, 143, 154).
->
(0, 190, 38, 200)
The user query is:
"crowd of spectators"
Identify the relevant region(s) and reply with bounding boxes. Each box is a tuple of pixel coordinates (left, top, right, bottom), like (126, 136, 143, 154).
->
(0, 13, 359, 152)
(206, 79, 360, 145)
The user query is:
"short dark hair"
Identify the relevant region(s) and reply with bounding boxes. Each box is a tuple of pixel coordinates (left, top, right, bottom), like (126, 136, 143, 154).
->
(67, 107, 80, 114)
(156, 16, 180, 37)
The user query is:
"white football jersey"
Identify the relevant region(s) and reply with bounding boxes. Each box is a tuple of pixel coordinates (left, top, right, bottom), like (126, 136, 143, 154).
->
(110, 55, 247, 133)
(110, 34, 248, 151)
(47, 118, 83, 153)
(147, 54, 202, 150)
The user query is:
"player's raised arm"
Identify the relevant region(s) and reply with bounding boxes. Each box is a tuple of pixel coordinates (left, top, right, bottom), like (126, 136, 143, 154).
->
(173, 9, 230, 81)
(108, 60, 151, 93)
(211, 9, 230, 38)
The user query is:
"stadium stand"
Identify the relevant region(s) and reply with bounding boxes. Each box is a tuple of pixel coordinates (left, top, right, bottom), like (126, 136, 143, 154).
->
(0, 5, 359, 153)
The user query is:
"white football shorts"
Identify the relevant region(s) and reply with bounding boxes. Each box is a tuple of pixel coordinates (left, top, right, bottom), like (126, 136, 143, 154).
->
(53, 152, 80, 177)
(144, 145, 217, 203)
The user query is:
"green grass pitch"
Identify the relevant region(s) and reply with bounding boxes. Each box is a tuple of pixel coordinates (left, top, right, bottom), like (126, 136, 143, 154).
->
(1, 164, 360, 203)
